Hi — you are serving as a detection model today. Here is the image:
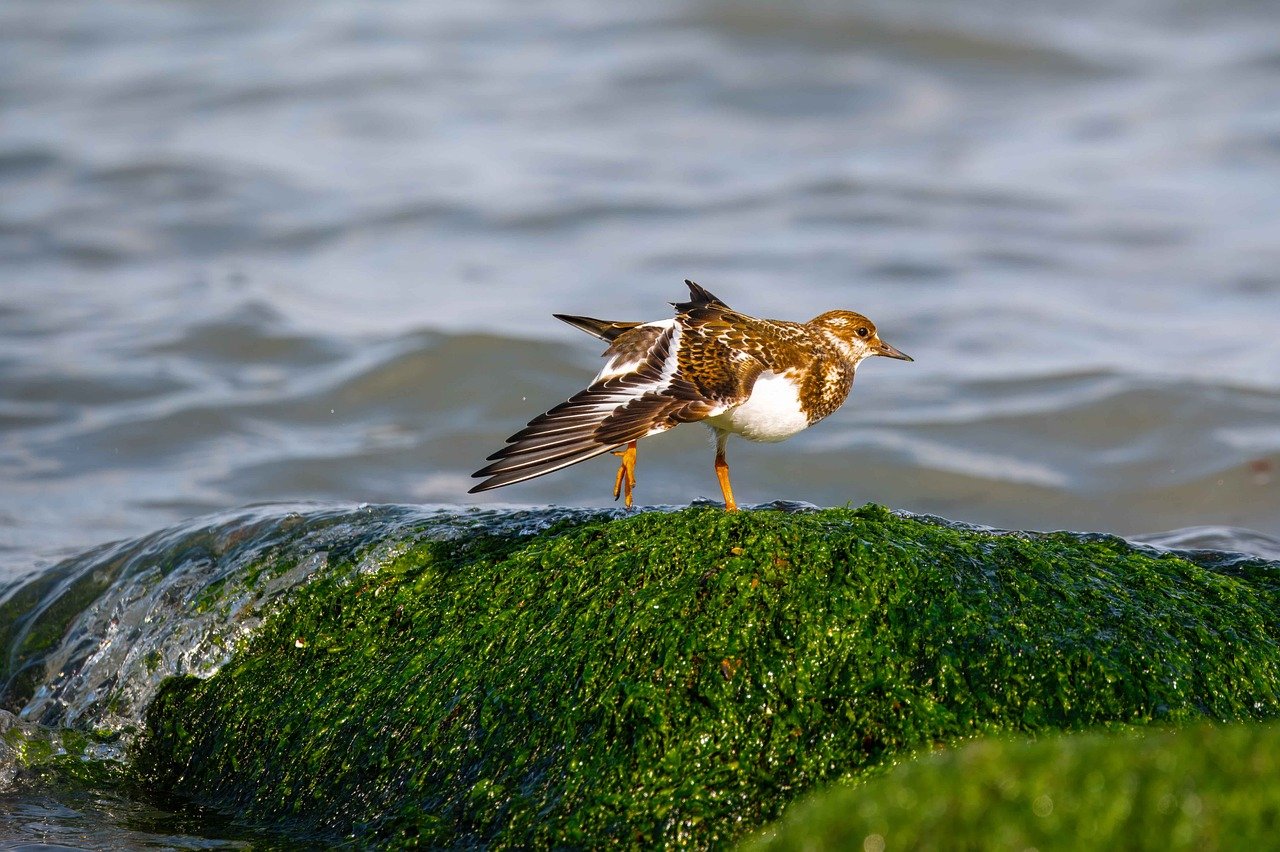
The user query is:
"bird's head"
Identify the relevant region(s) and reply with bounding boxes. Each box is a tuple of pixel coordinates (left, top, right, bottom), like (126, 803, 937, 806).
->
(809, 310, 913, 365)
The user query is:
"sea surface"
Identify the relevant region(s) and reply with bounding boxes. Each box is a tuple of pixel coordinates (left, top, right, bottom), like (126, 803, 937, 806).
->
(2, 0, 1280, 845)
(3, 0, 1280, 582)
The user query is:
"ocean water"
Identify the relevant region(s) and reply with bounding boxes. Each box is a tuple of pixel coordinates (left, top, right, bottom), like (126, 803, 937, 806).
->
(2, 0, 1280, 585)
(2, 0, 1280, 844)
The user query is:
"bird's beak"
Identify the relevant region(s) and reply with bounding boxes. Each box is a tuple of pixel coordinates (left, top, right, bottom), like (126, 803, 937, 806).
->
(873, 338, 913, 361)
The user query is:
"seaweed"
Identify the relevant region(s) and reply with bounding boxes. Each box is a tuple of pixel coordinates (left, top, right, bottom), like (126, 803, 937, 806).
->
(746, 721, 1280, 851)
(130, 505, 1280, 847)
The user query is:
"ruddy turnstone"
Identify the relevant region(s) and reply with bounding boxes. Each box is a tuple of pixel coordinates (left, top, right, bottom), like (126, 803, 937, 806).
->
(469, 280, 912, 511)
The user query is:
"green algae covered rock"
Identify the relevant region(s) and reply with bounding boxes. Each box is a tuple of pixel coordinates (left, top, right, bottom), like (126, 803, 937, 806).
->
(130, 505, 1280, 847)
(745, 721, 1280, 851)
(0, 709, 126, 792)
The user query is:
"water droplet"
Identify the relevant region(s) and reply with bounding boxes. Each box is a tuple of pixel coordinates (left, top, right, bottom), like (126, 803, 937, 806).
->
(1032, 794, 1054, 817)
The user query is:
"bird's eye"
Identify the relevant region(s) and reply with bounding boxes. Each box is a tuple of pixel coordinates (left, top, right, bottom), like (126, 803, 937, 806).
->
(856, 327, 870, 338)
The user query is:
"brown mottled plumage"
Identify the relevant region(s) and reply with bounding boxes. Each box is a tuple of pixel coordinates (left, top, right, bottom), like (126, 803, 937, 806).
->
(470, 280, 912, 510)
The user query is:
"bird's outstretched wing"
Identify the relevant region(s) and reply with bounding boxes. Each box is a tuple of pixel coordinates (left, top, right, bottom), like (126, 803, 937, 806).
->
(469, 281, 764, 493)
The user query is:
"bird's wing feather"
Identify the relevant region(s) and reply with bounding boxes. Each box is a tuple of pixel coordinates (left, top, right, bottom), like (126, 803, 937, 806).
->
(471, 321, 684, 492)
(594, 321, 670, 382)
(470, 308, 766, 493)
(554, 314, 643, 342)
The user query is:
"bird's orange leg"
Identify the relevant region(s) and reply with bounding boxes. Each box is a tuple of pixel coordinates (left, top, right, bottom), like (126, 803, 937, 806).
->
(612, 440, 638, 509)
(714, 446, 738, 512)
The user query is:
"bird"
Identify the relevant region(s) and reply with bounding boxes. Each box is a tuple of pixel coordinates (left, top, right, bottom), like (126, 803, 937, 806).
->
(469, 280, 912, 511)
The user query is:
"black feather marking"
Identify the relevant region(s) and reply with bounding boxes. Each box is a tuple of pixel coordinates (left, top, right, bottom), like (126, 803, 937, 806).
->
(486, 429, 602, 461)
(469, 442, 618, 492)
(477, 437, 604, 475)
(673, 279, 732, 314)
(554, 314, 641, 342)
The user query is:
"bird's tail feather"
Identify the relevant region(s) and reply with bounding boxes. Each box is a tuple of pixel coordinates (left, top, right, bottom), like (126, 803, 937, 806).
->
(553, 314, 642, 342)
(672, 279, 731, 312)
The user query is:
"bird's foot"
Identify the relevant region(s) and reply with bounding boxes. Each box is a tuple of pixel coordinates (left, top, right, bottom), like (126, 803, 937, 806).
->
(612, 441, 637, 509)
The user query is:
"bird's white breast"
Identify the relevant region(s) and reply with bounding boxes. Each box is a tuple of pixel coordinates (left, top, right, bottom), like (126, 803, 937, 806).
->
(705, 371, 810, 443)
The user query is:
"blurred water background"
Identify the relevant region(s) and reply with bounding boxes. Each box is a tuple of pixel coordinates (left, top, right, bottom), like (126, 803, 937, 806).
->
(3, 0, 1280, 587)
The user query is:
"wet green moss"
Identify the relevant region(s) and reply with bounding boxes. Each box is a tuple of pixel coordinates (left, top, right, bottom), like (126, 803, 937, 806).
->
(131, 505, 1280, 847)
(745, 721, 1280, 851)
(1, 712, 127, 789)
(2, 720, 56, 767)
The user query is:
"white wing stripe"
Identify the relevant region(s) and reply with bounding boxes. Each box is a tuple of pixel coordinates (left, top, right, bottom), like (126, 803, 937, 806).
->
(593, 319, 679, 383)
